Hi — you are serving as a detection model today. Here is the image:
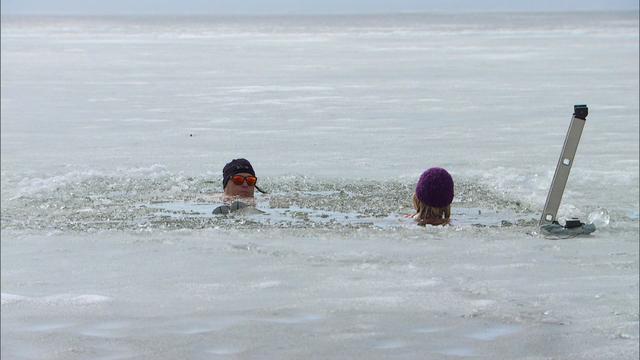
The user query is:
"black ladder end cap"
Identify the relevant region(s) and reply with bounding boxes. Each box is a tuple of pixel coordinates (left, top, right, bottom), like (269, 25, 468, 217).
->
(573, 104, 588, 119)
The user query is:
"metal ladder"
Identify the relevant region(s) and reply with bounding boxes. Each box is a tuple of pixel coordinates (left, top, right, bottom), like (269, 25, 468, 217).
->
(539, 105, 588, 226)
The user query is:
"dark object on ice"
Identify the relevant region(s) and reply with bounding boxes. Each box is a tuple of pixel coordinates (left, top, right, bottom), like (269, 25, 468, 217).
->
(564, 218, 582, 229)
(540, 221, 596, 238)
(539, 105, 595, 237)
(573, 104, 588, 119)
(212, 200, 249, 215)
(212, 205, 231, 215)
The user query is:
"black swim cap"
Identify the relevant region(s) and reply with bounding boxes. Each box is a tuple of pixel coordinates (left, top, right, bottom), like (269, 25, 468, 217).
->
(222, 158, 265, 193)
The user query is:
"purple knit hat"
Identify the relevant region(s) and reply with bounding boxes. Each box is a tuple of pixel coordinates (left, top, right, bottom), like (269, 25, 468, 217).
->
(415, 167, 454, 208)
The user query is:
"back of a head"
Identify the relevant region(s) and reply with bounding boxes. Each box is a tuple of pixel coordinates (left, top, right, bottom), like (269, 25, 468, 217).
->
(415, 167, 454, 208)
(414, 167, 454, 226)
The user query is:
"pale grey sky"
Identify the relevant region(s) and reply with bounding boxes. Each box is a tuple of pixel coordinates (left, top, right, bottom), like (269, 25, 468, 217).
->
(2, 0, 639, 15)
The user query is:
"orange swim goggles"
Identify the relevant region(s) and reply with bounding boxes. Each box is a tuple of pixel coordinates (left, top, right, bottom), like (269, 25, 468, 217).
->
(230, 175, 257, 186)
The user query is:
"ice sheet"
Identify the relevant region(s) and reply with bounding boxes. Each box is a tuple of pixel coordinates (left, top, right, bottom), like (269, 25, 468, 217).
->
(1, 12, 638, 360)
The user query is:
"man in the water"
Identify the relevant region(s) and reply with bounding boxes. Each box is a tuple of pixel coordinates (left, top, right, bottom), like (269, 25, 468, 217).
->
(222, 158, 266, 199)
(213, 158, 266, 214)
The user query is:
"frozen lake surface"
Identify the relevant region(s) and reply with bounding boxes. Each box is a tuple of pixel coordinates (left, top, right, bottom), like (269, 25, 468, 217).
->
(1, 12, 638, 359)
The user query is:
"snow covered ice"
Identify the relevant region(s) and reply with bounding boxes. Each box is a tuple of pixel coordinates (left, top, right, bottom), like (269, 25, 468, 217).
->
(1, 12, 638, 359)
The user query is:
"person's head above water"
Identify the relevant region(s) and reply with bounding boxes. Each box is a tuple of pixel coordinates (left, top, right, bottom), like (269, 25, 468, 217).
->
(413, 167, 454, 226)
(222, 158, 266, 198)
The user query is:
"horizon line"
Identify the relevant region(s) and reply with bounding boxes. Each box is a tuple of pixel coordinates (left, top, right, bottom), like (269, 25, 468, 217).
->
(2, 8, 639, 17)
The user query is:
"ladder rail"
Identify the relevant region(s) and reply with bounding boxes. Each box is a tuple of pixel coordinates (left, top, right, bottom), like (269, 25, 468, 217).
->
(539, 105, 588, 225)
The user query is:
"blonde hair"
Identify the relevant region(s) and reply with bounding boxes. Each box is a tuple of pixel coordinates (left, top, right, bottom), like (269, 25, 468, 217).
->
(412, 193, 451, 226)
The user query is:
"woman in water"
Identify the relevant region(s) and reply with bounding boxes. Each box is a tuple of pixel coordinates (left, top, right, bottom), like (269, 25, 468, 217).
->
(410, 167, 454, 226)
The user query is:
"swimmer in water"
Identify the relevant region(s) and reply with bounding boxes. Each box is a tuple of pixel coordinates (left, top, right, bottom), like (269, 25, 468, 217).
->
(222, 158, 266, 200)
(410, 167, 454, 226)
(213, 158, 266, 214)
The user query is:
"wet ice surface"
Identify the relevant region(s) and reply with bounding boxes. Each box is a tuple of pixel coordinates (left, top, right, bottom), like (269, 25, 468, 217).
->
(2, 229, 638, 359)
(2, 12, 639, 360)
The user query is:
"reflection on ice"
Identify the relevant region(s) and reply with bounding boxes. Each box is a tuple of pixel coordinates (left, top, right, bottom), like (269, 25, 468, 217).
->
(1, 293, 28, 305)
(259, 313, 324, 324)
(80, 321, 132, 338)
(413, 326, 447, 334)
(23, 322, 76, 332)
(435, 347, 476, 357)
(374, 339, 408, 349)
(0, 293, 111, 306)
(465, 324, 521, 341)
(206, 347, 243, 355)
